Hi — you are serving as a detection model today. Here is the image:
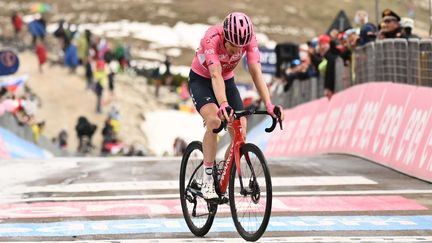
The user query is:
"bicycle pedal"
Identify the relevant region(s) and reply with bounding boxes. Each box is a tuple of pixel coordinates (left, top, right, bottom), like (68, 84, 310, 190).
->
(205, 197, 219, 204)
(220, 196, 229, 204)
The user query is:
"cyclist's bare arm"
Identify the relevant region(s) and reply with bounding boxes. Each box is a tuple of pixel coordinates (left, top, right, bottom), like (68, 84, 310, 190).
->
(249, 63, 285, 121)
(248, 63, 272, 105)
(209, 64, 230, 119)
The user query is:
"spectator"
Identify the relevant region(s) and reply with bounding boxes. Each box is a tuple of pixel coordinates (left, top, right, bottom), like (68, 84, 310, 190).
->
(93, 59, 107, 113)
(35, 39, 47, 73)
(108, 105, 120, 121)
(400, 17, 419, 39)
(28, 14, 47, 47)
(13, 98, 37, 125)
(358, 23, 378, 46)
(344, 29, 359, 50)
(84, 56, 93, 89)
(282, 52, 317, 92)
(0, 87, 7, 100)
(64, 41, 80, 73)
(123, 43, 132, 69)
(306, 39, 323, 71)
(354, 10, 369, 32)
(58, 128, 68, 150)
(66, 24, 79, 41)
(379, 9, 402, 39)
(173, 137, 187, 156)
(11, 11, 23, 43)
(101, 117, 120, 154)
(53, 19, 69, 50)
(317, 34, 338, 100)
(151, 66, 162, 98)
(108, 60, 117, 98)
(114, 42, 126, 71)
(164, 55, 172, 76)
(75, 116, 97, 153)
(98, 38, 110, 60)
(31, 121, 45, 144)
(77, 29, 92, 64)
(329, 29, 340, 41)
(178, 80, 189, 101)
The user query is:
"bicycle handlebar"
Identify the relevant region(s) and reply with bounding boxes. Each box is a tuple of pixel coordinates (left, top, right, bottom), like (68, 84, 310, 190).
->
(212, 108, 283, 134)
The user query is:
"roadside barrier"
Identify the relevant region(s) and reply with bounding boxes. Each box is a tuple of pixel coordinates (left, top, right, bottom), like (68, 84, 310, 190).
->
(248, 82, 432, 182)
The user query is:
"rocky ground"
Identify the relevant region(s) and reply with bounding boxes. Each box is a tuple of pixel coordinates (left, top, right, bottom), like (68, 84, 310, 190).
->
(15, 51, 180, 155)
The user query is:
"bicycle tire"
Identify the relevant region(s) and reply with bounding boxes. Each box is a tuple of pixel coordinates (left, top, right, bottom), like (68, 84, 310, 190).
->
(229, 143, 272, 242)
(179, 141, 216, 237)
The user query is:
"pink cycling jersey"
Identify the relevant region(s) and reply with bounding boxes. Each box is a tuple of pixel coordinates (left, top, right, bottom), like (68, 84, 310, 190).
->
(191, 24, 260, 80)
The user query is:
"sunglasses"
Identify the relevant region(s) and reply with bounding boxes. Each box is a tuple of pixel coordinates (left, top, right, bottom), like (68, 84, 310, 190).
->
(383, 19, 397, 23)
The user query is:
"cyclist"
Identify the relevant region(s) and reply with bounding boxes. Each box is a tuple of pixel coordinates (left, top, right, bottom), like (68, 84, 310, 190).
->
(188, 12, 285, 199)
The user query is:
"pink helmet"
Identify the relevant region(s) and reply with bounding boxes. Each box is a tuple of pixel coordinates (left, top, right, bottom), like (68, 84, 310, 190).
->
(223, 12, 254, 47)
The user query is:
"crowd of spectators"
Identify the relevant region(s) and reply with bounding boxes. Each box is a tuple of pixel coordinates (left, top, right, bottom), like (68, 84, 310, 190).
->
(1, 10, 148, 156)
(0, 84, 44, 143)
(279, 8, 420, 100)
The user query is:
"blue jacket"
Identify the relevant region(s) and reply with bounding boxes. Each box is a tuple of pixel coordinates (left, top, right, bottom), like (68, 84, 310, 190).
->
(64, 45, 79, 68)
(28, 20, 46, 37)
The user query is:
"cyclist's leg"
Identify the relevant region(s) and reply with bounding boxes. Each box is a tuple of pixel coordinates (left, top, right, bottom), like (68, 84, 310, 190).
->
(189, 70, 219, 199)
(225, 77, 246, 158)
(200, 104, 221, 163)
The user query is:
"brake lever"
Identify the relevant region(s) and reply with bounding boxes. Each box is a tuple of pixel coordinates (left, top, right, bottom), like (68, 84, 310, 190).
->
(274, 107, 283, 130)
(212, 119, 228, 133)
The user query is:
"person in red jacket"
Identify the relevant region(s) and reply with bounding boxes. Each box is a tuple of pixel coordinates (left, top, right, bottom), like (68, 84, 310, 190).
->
(11, 11, 23, 36)
(35, 39, 47, 73)
(11, 11, 24, 46)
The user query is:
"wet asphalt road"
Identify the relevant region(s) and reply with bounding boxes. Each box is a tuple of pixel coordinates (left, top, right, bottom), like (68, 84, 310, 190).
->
(0, 155, 431, 242)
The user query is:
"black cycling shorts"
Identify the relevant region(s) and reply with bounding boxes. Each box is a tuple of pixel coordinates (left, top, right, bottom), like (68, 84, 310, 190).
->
(188, 70, 244, 113)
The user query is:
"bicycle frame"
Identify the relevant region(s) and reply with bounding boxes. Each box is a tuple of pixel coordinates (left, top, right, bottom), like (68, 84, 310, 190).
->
(218, 119, 244, 194)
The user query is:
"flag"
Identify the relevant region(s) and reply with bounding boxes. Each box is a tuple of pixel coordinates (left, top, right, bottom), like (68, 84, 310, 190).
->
(0, 75, 28, 92)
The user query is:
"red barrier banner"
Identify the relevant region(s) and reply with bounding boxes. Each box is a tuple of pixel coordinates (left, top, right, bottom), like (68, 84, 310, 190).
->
(265, 82, 432, 182)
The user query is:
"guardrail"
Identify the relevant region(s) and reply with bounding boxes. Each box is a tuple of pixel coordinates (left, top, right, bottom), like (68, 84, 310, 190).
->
(0, 113, 66, 157)
(355, 39, 432, 86)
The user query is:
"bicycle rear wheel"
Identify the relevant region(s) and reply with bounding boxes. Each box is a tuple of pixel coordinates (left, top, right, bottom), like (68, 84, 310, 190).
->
(179, 141, 217, 237)
(229, 143, 272, 242)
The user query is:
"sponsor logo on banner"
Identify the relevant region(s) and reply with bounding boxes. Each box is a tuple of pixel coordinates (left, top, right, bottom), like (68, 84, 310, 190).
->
(332, 102, 359, 148)
(420, 128, 432, 171)
(303, 111, 327, 152)
(396, 108, 431, 165)
(351, 100, 383, 152)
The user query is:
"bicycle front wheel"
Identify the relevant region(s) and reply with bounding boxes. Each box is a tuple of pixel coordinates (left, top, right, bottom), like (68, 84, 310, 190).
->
(229, 143, 272, 242)
(179, 141, 216, 237)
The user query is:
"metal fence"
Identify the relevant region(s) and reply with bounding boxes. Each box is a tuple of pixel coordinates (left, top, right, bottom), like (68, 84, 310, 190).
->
(278, 38, 432, 109)
(355, 38, 432, 86)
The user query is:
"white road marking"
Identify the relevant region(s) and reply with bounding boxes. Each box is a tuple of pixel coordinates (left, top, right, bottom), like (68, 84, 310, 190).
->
(3, 236, 432, 242)
(2, 189, 432, 203)
(9, 176, 377, 193)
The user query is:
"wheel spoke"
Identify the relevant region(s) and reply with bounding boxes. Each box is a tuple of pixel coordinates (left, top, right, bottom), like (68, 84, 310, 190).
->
(229, 144, 272, 241)
(180, 141, 216, 237)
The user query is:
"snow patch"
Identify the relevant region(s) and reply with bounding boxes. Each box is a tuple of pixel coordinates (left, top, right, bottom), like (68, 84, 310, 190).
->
(141, 110, 214, 156)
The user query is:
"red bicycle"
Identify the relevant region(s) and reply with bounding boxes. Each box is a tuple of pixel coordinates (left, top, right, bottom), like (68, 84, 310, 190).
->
(179, 108, 282, 241)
